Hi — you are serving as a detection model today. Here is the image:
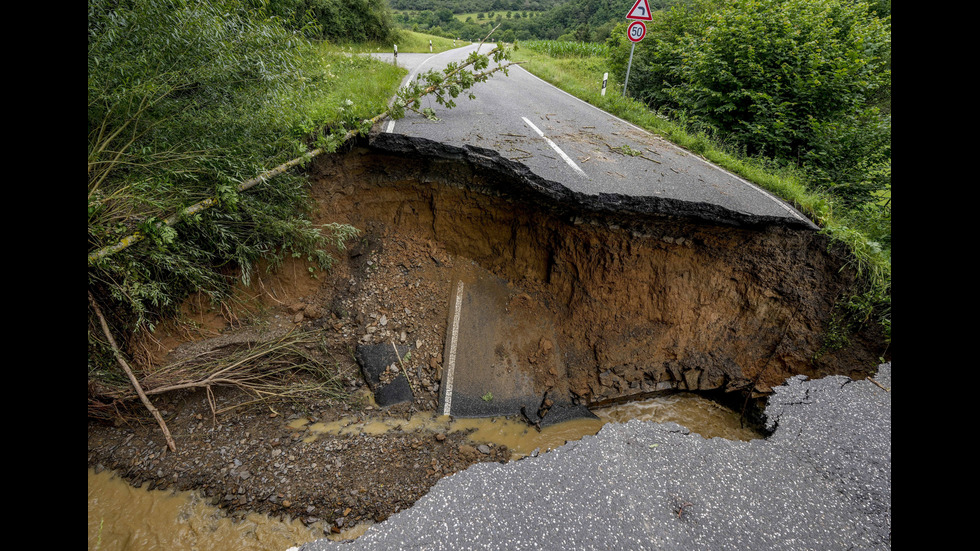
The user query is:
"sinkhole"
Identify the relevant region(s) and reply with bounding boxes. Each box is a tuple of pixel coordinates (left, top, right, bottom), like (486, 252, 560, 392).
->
(305, 136, 888, 440)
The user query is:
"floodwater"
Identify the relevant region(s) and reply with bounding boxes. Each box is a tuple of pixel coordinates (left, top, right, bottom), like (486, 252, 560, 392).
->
(88, 393, 763, 551)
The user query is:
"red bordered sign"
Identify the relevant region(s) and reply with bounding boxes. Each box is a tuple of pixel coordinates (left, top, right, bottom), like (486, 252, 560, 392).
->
(626, 0, 654, 21)
(627, 20, 646, 42)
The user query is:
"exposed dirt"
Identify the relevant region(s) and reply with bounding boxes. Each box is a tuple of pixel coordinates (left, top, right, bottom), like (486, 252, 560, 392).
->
(87, 224, 513, 535)
(87, 139, 889, 536)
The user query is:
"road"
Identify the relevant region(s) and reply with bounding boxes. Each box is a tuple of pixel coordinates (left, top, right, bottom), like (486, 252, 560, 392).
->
(368, 43, 817, 230)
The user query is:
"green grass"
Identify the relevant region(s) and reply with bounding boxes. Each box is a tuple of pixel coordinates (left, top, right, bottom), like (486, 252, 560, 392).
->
(309, 42, 407, 121)
(519, 40, 610, 58)
(323, 30, 465, 54)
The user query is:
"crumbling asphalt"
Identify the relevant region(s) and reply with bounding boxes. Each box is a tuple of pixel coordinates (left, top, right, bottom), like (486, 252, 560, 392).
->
(296, 363, 891, 550)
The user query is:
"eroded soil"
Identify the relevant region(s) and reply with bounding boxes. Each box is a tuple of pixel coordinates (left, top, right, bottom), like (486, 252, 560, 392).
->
(87, 140, 889, 536)
(88, 227, 514, 535)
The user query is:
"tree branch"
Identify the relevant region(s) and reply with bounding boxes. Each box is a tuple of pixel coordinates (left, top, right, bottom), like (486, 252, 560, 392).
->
(88, 44, 518, 266)
(89, 290, 177, 452)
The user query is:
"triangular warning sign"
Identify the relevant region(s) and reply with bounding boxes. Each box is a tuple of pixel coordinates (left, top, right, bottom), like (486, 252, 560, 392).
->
(626, 0, 654, 21)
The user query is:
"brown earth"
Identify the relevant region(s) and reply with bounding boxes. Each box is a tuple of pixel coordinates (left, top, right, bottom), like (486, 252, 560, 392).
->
(87, 141, 889, 536)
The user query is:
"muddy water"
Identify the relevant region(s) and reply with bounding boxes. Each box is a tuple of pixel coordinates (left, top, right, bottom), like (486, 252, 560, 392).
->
(294, 392, 762, 458)
(88, 394, 761, 551)
(88, 468, 371, 551)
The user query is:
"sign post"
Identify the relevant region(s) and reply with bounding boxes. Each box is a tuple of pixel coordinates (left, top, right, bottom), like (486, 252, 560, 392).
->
(622, 0, 653, 97)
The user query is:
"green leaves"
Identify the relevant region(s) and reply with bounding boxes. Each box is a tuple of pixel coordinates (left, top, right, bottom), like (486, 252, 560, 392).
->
(87, 0, 361, 332)
(392, 41, 514, 121)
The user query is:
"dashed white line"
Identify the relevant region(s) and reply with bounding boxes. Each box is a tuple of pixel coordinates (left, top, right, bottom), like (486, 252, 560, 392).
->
(521, 116, 588, 178)
(442, 280, 465, 416)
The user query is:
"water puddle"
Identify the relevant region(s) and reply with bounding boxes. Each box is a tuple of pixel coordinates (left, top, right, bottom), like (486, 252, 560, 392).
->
(88, 468, 369, 551)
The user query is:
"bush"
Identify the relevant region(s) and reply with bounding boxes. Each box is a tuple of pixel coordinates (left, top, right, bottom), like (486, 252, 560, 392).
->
(608, 0, 891, 193)
(267, 0, 399, 43)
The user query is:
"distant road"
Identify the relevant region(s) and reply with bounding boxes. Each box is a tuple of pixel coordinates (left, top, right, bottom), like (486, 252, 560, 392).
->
(370, 44, 817, 230)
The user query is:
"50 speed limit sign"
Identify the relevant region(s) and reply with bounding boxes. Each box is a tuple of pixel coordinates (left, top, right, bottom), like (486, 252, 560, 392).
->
(627, 20, 646, 42)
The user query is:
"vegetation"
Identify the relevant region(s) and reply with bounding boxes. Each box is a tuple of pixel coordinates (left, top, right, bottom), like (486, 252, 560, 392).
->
(325, 29, 462, 54)
(264, 0, 399, 43)
(88, 0, 515, 433)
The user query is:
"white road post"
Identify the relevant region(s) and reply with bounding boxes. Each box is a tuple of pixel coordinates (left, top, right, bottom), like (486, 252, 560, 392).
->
(602, 72, 608, 96)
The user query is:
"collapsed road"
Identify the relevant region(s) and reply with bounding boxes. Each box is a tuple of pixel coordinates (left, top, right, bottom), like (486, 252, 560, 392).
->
(291, 44, 891, 546)
(296, 363, 891, 551)
(88, 45, 891, 551)
(289, 121, 891, 548)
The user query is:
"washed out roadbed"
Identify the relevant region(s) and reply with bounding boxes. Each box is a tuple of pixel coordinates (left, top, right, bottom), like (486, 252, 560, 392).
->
(87, 225, 512, 537)
(87, 143, 888, 539)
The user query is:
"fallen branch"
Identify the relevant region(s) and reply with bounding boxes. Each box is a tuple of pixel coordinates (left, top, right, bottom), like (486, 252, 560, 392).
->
(89, 291, 177, 452)
(88, 41, 519, 266)
(867, 377, 889, 391)
(93, 329, 347, 419)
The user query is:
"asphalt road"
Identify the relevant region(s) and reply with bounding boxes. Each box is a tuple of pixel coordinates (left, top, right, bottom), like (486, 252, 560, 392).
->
(296, 363, 891, 550)
(369, 44, 816, 230)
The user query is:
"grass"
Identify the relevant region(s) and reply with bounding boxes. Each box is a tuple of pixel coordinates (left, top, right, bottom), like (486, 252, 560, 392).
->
(323, 30, 465, 55)
(302, 42, 408, 124)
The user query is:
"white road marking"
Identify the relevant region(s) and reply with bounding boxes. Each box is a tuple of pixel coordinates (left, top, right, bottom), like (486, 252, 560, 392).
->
(442, 280, 465, 416)
(521, 116, 588, 178)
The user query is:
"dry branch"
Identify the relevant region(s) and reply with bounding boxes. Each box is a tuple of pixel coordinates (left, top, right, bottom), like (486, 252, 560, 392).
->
(89, 290, 177, 451)
(93, 329, 346, 419)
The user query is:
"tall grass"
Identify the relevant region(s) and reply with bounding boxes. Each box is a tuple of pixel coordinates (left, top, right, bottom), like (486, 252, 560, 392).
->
(518, 40, 609, 58)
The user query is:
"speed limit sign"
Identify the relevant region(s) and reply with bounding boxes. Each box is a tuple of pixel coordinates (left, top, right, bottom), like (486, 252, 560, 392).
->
(627, 20, 646, 42)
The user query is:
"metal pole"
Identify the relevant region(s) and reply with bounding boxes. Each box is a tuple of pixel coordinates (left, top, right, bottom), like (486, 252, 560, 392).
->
(622, 42, 636, 97)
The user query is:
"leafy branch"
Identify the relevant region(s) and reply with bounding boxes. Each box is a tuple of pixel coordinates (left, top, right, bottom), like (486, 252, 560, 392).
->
(88, 39, 519, 266)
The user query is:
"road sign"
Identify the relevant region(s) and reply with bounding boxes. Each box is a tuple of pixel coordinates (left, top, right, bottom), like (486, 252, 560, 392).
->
(627, 21, 646, 42)
(626, 0, 654, 21)
(623, 21, 645, 95)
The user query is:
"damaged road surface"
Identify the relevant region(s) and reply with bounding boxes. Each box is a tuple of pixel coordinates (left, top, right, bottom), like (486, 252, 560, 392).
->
(374, 43, 816, 230)
(88, 45, 890, 551)
(438, 258, 595, 426)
